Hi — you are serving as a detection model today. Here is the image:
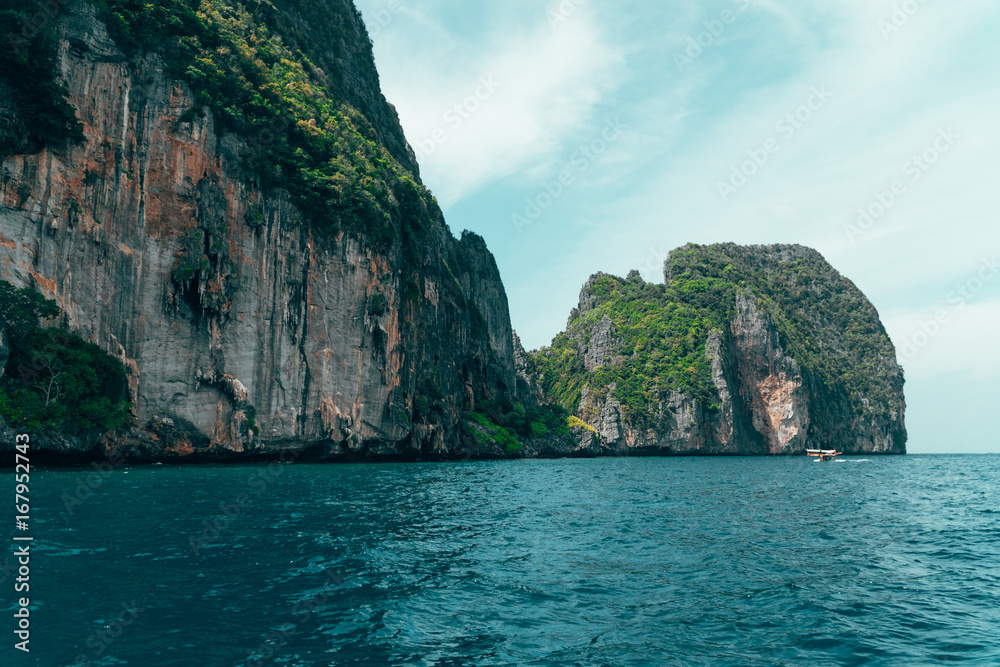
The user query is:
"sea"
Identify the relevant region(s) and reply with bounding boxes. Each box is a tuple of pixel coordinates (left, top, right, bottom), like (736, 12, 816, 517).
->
(4, 454, 998, 666)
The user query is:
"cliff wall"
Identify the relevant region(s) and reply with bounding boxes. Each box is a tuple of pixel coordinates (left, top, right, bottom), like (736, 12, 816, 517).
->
(0, 4, 905, 461)
(0, 1, 516, 460)
(529, 244, 906, 456)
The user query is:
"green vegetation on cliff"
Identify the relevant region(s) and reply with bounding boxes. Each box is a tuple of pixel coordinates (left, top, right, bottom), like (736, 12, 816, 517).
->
(0, 0, 85, 154)
(463, 402, 571, 454)
(667, 243, 902, 414)
(530, 272, 719, 422)
(530, 244, 903, 426)
(93, 0, 430, 244)
(2, 0, 436, 248)
(0, 282, 132, 434)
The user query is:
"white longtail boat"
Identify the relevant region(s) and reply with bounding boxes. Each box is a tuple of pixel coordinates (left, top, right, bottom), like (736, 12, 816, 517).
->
(806, 449, 842, 461)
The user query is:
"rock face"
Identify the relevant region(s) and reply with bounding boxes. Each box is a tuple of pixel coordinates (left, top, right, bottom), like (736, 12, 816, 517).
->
(0, 6, 906, 461)
(582, 315, 617, 372)
(529, 243, 907, 456)
(511, 330, 542, 406)
(0, 315, 7, 377)
(0, 1, 516, 460)
(570, 296, 766, 456)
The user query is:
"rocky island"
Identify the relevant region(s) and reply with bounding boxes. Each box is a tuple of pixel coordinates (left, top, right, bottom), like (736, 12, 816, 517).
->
(0, 0, 904, 462)
(523, 243, 906, 456)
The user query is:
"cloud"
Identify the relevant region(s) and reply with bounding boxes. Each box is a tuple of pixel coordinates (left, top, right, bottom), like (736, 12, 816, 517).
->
(356, 0, 1000, 453)
(602, 0, 1000, 280)
(883, 299, 1000, 380)
(361, 1, 626, 207)
(499, 0, 1000, 354)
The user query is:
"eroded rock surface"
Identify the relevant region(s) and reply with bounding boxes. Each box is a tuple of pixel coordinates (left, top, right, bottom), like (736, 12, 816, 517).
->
(0, 1, 516, 461)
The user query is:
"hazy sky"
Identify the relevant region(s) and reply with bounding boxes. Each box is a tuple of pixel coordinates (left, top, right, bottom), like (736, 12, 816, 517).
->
(354, 0, 1000, 453)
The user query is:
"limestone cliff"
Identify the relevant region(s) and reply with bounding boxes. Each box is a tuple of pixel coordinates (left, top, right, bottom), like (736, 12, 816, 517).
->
(0, 0, 516, 460)
(529, 243, 906, 455)
(0, 3, 906, 461)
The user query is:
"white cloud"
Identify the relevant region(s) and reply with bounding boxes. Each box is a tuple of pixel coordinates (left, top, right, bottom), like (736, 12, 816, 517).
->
(604, 0, 1000, 290)
(363, 2, 625, 206)
(358, 0, 1000, 450)
(883, 299, 1000, 380)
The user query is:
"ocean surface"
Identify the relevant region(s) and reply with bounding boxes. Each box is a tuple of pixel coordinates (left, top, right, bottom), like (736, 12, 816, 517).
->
(4, 454, 998, 666)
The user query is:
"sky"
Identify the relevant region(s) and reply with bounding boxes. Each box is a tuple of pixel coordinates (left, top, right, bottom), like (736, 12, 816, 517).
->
(353, 0, 1000, 454)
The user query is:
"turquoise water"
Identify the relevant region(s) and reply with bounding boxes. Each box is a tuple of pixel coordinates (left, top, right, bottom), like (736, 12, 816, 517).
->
(4, 454, 998, 666)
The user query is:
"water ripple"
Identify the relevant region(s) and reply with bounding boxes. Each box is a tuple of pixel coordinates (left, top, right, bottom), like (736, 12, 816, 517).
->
(18, 455, 1000, 666)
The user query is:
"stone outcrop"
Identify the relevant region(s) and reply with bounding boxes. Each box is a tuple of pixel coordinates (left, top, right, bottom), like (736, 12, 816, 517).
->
(729, 291, 809, 453)
(0, 5, 905, 462)
(528, 244, 907, 456)
(0, 1, 516, 461)
(582, 315, 617, 372)
(572, 328, 767, 457)
(511, 330, 542, 405)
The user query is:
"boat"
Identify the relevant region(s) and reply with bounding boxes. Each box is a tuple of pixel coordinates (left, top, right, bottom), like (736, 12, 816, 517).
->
(806, 449, 842, 461)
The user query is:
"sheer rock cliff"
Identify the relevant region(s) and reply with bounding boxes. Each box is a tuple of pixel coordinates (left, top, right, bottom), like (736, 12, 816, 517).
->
(0, 4, 905, 461)
(0, 1, 516, 460)
(528, 244, 906, 456)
